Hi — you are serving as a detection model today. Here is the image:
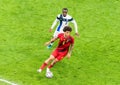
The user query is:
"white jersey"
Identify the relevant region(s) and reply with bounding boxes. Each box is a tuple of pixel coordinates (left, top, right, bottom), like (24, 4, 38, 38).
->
(51, 14, 78, 37)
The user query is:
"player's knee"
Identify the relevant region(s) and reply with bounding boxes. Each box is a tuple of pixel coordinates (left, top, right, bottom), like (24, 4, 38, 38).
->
(55, 58, 59, 62)
(49, 55, 55, 60)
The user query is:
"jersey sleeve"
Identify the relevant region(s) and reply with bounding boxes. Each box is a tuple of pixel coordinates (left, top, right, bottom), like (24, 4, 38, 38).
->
(68, 15, 73, 22)
(71, 19, 78, 33)
(67, 15, 78, 33)
(51, 14, 60, 29)
(57, 14, 61, 20)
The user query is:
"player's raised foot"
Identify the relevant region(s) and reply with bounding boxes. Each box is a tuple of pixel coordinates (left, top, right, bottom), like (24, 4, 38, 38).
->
(37, 69, 42, 73)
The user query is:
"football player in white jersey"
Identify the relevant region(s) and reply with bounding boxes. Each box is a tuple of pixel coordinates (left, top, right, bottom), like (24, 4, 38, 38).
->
(47, 8, 79, 48)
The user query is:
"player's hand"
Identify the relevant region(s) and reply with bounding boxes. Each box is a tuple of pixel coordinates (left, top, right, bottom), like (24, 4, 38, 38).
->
(45, 42, 50, 46)
(66, 53, 71, 59)
(75, 33, 80, 37)
(49, 28, 52, 32)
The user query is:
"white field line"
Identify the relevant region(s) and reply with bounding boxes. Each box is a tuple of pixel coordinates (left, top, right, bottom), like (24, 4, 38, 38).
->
(0, 78, 18, 85)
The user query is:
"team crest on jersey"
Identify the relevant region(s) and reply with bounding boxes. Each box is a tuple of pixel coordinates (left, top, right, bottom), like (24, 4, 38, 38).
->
(62, 38, 71, 45)
(66, 38, 71, 43)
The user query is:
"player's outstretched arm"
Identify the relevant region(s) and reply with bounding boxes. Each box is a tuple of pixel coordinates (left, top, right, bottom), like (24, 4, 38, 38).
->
(45, 37, 58, 46)
(71, 20, 80, 37)
(50, 18, 59, 31)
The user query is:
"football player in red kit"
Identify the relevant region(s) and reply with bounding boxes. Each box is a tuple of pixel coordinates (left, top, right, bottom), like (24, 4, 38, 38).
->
(37, 26, 74, 75)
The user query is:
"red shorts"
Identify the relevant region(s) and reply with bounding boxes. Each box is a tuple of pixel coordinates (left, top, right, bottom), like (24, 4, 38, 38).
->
(51, 49, 68, 61)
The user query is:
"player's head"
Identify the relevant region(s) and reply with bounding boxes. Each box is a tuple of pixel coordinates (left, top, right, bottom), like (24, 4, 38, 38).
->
(63, 26, 72, 37)
(62, 8, 68, 17)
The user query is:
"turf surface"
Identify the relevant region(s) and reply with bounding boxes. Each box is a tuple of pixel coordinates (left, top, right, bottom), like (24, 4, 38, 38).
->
(0, 0, 120, 85)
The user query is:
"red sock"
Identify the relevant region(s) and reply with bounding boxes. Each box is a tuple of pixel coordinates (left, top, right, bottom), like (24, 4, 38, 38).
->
(48, 61, 56, 69)
(48, 64, 53, 69)
(40, 62, 47, 70)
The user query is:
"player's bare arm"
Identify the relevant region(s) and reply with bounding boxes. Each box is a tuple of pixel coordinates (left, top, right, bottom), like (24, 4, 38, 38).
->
(66, 44, 74, 59)
(49, 28, 52, 32)
(75, 32, 80, 36)
(45, 37, 58, 46)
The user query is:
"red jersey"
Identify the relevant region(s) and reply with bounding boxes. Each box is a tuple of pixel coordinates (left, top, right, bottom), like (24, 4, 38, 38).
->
(56, 33, 74, 52)
(51, 33, 74, 61)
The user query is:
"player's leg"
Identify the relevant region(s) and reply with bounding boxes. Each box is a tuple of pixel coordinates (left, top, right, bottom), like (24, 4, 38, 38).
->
(37, 55, 55, 73)
(47, 51, 67, 71)
(46, 58, 59, 72)
(45, 59, 58, 78)
(46, 50, 59, 72)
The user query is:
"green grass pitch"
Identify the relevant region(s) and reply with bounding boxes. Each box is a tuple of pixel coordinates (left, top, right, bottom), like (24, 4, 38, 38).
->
(0, 0, 120, 85)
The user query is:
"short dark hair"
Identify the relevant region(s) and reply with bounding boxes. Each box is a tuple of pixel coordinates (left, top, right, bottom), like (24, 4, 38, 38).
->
(63, 26, 72, 32)
(62, 8, 68, 12)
